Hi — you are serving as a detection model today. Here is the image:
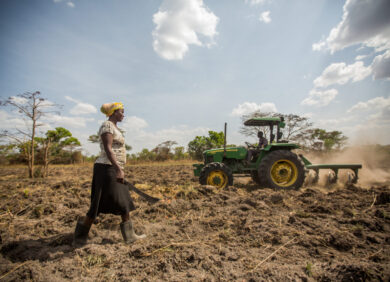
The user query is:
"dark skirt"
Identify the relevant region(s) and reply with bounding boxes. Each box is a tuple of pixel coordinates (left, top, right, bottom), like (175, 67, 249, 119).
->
(86, 163, 135, 219)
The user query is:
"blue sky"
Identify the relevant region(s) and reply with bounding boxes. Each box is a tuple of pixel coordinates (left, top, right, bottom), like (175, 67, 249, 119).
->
(1, 0, 389, 155)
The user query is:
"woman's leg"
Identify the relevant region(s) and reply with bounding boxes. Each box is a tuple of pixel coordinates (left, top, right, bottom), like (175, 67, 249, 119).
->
(73, 217, 92, 247)
(83, 216, 94, 226)
(120, 213, 146, 243)
(121, 213, 130, 222)
(74, 164, 102, 246)
(86, 164, 104, 220)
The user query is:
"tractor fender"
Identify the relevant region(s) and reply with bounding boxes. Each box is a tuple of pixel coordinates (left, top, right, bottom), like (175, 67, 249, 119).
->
(265, 143, 300, 151)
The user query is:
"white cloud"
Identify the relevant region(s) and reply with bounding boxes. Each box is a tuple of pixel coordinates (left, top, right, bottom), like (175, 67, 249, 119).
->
(312, 41, 326, 51)
(7, 95, 54, 107)
(231, 102, 277, 116)
(349, 122, 390, 145)
(245, 0, 267, 5)
(309, 1, 390, 113)
(348, 96, 390, 113)
(313, 0, 390, 53)
(39, 99, 56, 108)
(43, 113, 94, 128)
(315, 115, 355, 127)
(53, 0, 75, 8)
(302, 112, 314, 119)
(0, 110, 50, 138)
(259, 11, 271, 24)
(311, 0, 390, 83)
(345, 96, 390, 144)
(355, 54, 368, 61)
(313, 61, 371, 88)
(307, 96, 390, 146)
(65, 96, 97, 115)
(301, 88, 338, 107)
(119, 117, 210, 152)
(0, 110, 28, 130)
(9, 96, 28, 105)
(0, 98, 58, 133)
(152, 0, 219, 60)
(364, 35, 390, 53)
(371, 50, 390, 80)
(122, 116, 148, 132)
(368, 106, 390, 122)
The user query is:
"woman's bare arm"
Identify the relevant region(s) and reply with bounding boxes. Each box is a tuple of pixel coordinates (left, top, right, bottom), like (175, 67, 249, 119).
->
(101, 132, 124, 180)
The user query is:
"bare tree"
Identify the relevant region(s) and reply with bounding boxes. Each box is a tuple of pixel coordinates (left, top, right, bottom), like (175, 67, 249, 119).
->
(152, 140, 178, 161)
(280, 113, 313, 144)
(240, 111, 273, 138)
(240, 111, 313, 145)
(0, 91, 60, 178)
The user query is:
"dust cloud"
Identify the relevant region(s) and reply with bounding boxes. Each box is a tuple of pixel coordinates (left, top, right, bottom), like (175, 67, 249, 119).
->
(303, 145, 390, 186)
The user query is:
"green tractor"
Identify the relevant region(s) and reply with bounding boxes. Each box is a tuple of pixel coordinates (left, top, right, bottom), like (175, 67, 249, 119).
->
(193, 117, 362, 190)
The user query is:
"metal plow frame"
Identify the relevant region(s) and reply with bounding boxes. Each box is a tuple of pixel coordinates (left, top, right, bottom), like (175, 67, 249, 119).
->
(299, 155, 362, 185)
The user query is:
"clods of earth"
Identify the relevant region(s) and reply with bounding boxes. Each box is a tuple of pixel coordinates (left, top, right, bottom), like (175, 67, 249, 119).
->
(0, 164, 389, 281)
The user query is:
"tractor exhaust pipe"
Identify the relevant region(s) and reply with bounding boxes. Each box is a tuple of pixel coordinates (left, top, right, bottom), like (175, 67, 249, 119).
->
(223, 122, 227, 157)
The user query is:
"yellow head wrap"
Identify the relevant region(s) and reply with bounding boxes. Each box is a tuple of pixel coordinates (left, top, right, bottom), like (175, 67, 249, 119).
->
(100, 102, 124, 117)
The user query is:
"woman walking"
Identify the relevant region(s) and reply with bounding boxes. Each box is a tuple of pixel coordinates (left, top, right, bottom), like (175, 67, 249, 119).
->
(73, 102, 145, 246)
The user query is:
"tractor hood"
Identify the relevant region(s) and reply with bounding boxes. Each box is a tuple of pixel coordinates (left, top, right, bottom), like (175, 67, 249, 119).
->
(204, 147, 247, 160)
(203, 143, 300, 162)
(204, 143, 299, 155)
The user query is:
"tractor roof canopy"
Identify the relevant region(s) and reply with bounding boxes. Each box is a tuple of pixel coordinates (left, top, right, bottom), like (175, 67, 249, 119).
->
(244, 117, 285, 128)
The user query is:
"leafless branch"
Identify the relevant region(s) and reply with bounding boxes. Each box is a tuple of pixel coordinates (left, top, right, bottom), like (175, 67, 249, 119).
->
(0, 91, 62, 178)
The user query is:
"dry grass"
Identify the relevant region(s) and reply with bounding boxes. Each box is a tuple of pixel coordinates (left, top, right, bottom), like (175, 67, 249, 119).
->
(0, 161, 389, 281)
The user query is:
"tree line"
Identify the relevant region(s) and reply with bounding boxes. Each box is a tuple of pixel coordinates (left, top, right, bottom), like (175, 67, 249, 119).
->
(1, 91, 349, 178)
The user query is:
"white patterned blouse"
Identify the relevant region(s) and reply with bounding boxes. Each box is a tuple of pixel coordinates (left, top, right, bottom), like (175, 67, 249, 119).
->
(95, 121, 126, 169)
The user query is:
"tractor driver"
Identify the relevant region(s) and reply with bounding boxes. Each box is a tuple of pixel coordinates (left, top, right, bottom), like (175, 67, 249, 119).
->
(246, 131, 268, 163)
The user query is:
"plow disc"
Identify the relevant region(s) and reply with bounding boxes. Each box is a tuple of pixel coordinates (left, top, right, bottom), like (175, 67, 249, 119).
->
(305, 169, 359, 186)
(299, 154, 362, 186)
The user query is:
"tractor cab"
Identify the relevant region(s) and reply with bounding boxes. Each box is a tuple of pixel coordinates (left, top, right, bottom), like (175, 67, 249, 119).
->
(243, 117, 286, 144)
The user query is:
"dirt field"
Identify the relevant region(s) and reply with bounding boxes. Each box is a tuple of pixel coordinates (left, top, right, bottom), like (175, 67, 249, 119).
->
(0, 161, 389, 281)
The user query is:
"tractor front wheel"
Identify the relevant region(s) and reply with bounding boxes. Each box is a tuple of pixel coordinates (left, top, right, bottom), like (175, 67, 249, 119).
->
(199, 162, 233, 189)
(258, 150, 305, 190)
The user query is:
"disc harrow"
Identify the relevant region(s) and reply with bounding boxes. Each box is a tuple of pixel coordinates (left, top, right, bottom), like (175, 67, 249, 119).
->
(299, 154, 362, 186)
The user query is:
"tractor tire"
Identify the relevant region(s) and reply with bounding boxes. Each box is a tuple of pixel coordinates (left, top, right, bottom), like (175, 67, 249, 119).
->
(199, 162, 233, 189)
(250, 170, 262, 185)
(258, 150, 305, 190)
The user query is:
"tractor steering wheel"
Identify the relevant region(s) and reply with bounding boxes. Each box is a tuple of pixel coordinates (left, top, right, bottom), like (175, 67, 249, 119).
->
(245, 142, 256, 149)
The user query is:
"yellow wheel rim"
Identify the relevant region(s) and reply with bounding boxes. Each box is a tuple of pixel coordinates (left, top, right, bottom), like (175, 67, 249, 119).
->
(270, 159, 298, 187)
(207, 170, 228, 188)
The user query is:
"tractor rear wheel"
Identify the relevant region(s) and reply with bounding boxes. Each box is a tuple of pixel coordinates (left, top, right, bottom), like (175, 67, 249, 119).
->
(250, 170, 262, 185)
(258, 150, 305, 190)
(199, 162, 233, 189)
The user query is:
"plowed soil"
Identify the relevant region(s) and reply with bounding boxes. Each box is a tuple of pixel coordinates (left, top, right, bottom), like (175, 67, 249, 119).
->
(0, 163, 389, 281)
